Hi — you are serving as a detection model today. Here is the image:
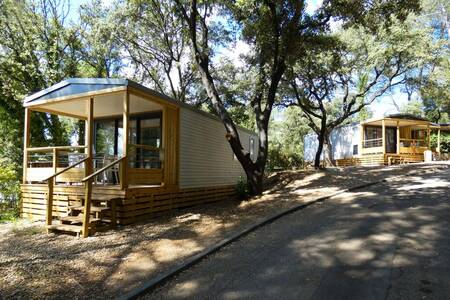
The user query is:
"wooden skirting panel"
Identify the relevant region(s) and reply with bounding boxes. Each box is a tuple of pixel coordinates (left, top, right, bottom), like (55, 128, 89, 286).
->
(334, 158, 361, 167)
(118, 185, 236, 225)
(20, 184, 236, 225)
(360, 154, 385, 166)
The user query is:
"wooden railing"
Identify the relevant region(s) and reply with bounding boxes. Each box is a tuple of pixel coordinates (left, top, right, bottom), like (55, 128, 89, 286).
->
(43, 157, 89, 231)
(363, 138, 383, 148)
(399, 138, 428, 154)
(80, 156, 125, 237)
(25, 146, 87, 182)
(399, 138, 427, 147)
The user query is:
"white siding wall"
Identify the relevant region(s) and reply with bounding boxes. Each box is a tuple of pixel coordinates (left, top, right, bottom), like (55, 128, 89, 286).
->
(179, 107, 258, 188)
(304, 123, 360, 162)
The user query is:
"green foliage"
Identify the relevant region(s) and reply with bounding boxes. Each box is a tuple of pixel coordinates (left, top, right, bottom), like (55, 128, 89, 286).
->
(430, 133, 450, 153)
(400, 100, 425, 116)
(0, 161, 20, 202)
(267, 107, 309, 171)
(267, 146, 303, 172)
(0, 0, 86, 170)
(0, 160, 20, 221)
(78, 0, 123, 77)
(235, 176, 250, 200)
(114, 0, 200, 103)
(403, 0, 450, 123)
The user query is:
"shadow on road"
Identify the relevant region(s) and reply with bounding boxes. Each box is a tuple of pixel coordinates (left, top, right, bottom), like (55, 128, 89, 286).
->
(147, 168, 450, 300)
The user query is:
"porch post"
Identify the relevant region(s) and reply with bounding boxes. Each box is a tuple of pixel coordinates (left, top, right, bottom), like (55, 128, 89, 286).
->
(23, 108, 31, 183)
(396, 121, 400, 154)
(85, 98, 94, 175)
(121, 90, 129, 189)
(427, 125, 431, 149)
(359, 123, 364, 156)
(382, 119, 386, 155)
(437, 128, 441, 153)
(82, 97, 94, 238)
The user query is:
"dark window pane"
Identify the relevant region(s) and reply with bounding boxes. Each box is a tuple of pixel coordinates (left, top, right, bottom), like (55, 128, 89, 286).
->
(140, 118, 161, 148)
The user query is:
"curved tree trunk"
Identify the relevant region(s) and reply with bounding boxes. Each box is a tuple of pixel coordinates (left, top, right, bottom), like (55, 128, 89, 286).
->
(324, 133, 334, 166)
(314, 130, 325, 169)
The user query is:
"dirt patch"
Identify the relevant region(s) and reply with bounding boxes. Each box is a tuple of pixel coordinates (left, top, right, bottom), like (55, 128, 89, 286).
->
(1, 163, 448, 299)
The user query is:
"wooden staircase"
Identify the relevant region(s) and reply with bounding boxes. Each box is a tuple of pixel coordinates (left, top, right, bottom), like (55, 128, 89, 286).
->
(46, 193, 119, 236)
(41, 156, 126, 237)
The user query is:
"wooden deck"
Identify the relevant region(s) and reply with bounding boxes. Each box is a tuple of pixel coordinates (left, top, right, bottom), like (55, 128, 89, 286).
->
(21, 184, 236, 226)
(333, 153, 424, 167)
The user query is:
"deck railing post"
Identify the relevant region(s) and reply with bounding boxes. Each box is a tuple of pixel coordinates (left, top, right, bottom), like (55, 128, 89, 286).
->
(53, 148, 58, 177)
(82, 179, 92, 238)
(46, 179, 54, 231)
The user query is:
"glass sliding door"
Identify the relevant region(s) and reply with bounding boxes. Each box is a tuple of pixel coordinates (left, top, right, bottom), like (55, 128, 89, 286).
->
(95, 120, 116, 156)
(94, 112, 162, 170)
(138, 117, 161, 169)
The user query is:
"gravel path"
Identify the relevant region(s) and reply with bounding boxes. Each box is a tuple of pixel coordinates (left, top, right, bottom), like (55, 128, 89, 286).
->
(145, 165, 450, 299)
(1, 163, 448, 299)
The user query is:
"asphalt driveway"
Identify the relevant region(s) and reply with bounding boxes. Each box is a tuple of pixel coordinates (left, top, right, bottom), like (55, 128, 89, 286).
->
(144, 167, 450, 299)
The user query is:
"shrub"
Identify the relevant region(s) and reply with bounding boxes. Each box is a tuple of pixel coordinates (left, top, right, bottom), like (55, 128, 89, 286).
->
(430, 133, 450, 153)
(267, 146, 304, 172)
(0, 160, 20, 221)
(235, 176, 250, 199)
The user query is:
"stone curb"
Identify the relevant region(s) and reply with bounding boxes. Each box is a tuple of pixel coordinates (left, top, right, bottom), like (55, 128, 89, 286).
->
(117, 166, 437, 300)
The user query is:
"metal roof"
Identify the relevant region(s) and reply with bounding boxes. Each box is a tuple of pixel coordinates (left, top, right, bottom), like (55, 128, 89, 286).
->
(23, 78, 257, 135)
(385, 113, 429, 122)
(23, 78, 180, 106)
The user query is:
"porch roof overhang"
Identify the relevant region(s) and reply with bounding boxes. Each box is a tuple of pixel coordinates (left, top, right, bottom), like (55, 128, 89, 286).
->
(431, 123, 450, 130)
(23, 78, 258, 135)
(361, 114, 432, 128)
(23, 78, 179, 119)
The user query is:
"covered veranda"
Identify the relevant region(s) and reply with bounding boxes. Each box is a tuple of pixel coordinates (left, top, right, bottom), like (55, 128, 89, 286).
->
(359, 114, 432, 164)
(21, 78, 179, 237)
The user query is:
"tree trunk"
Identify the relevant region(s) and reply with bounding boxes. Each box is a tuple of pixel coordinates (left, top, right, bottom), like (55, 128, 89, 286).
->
(314, 118, 328, 169)
(314, 131, 325, 169)
(243, 163, 264, 195)
(324, 132, 334, 166)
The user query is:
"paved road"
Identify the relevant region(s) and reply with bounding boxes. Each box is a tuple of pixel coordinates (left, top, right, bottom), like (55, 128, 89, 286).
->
(145, 167, 450, 300)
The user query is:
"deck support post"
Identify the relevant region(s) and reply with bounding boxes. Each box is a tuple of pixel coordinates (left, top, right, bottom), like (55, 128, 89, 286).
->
(396, 121, 400, 154)
(23, 108, 31, 183)
(121, 91, 129, 190)
(427, 125, 431, 150)
(382, 119, 386, 155)
(82, 97, 94, 238)
(437, 128, 441, 153)
(46, 180, 54, 232)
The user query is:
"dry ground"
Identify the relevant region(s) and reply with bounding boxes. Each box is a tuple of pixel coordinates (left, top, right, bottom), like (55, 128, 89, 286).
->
(1, 163, 448, 299)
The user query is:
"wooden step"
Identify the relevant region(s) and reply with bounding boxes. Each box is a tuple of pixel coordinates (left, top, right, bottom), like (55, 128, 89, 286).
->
(47, 224, 82, 233)
(69, 205, 110, 213)
(59, 215, 100, 224)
